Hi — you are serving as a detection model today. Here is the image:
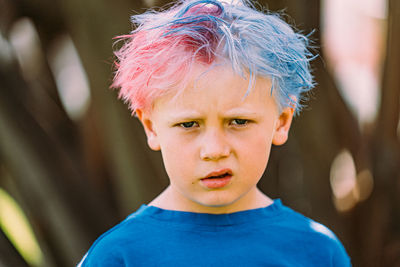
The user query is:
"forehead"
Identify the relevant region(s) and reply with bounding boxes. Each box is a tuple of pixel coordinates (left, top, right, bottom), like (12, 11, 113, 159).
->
(152, 63, 275, 113)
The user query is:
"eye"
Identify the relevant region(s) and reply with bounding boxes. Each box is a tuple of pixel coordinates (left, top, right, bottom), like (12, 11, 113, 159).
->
(231, 119, 249, 126)
(179, 121, 199, 128)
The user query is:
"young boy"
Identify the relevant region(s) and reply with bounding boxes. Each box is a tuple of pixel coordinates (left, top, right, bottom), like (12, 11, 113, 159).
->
(79, 0, 351, 265)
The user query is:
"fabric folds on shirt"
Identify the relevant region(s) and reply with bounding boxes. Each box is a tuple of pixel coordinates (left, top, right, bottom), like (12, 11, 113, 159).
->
(79, 199, 351, 267)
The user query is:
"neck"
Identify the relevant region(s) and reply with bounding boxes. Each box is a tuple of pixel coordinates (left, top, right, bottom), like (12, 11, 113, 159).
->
(149, 185, 273, 214)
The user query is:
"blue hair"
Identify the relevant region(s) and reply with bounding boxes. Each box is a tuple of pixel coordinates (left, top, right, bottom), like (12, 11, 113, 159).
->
(113, 0, 316, 114)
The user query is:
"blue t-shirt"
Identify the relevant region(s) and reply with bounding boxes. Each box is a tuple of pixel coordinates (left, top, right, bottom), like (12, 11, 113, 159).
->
(79, 199, 351, 266)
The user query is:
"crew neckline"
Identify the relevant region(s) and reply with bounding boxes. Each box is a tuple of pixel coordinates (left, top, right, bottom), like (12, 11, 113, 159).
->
(128, 199, 285, 226)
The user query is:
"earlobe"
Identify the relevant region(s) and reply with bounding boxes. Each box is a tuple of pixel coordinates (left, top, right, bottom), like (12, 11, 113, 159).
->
(272, 106, 295, 146)
(136, 109, 161, 151)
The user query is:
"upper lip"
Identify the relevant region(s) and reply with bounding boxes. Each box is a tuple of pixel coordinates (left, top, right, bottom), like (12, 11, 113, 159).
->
(203, 168, 233, 179)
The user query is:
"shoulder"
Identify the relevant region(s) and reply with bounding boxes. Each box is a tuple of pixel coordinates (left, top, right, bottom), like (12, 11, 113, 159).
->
(78, 206, 154, 266)
(272, 203, 351, 266)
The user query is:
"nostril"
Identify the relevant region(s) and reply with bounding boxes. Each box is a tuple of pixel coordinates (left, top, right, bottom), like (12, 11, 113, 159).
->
(200, 151, 230, 161)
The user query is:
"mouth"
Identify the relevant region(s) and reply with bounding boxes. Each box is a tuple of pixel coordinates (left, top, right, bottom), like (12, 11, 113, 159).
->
(204, 169, 233, 179)
(201, 169, 233, 189)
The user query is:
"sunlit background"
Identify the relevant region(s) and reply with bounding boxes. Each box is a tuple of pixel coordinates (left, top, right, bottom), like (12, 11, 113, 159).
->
(322, 0, 386, 212)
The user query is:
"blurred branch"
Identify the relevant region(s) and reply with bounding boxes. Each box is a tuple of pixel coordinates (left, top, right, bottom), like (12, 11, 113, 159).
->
(0, 56, 117, 266)
(55, 0, 168, 214)
(0, 228, 30, 267)
(2, 0, 168, 264)
(378, 0, 400, 140)
(359, 0, 400, 266)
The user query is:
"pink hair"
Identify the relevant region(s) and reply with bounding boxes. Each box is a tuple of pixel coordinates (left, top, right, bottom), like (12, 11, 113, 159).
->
(111, 3, 221, 114)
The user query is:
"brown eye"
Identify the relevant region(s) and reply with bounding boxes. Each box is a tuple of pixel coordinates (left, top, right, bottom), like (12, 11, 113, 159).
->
(180, 121, 198, 128)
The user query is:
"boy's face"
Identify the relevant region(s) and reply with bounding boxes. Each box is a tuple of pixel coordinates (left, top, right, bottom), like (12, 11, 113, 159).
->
(137, 64, 294, 213)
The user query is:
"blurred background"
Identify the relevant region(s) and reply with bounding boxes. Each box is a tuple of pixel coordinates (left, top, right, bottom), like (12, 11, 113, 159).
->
(0, 0, 399, 266)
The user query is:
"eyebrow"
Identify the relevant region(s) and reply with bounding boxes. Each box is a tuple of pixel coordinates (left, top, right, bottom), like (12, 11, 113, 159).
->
(223, 108, 260, 117)
(167, 111, 203, 123)
(167, 108, 261, 123)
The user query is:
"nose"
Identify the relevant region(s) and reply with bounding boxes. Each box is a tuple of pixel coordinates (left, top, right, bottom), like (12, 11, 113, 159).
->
(200, 129, 230, 161)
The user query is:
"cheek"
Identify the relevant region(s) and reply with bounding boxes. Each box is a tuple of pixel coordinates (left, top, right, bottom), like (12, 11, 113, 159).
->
(237, 131, 273, 171)
(243, 127, 273, 152)
(160, 136, 196, 175)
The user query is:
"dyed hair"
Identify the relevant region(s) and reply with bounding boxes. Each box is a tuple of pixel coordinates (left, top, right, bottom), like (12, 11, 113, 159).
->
(112, 0, 315, 115)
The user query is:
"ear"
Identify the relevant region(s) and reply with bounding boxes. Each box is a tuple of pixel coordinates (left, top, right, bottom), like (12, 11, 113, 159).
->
(272, 104, 295, 146)
(135, 109, 161, 151)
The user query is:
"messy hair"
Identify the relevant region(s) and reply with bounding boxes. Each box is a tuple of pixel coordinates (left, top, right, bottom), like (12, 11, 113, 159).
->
(111, 0, 315, 115)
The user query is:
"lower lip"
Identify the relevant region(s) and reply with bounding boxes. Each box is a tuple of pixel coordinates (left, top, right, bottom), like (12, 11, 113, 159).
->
(200, 176, 232, 189)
